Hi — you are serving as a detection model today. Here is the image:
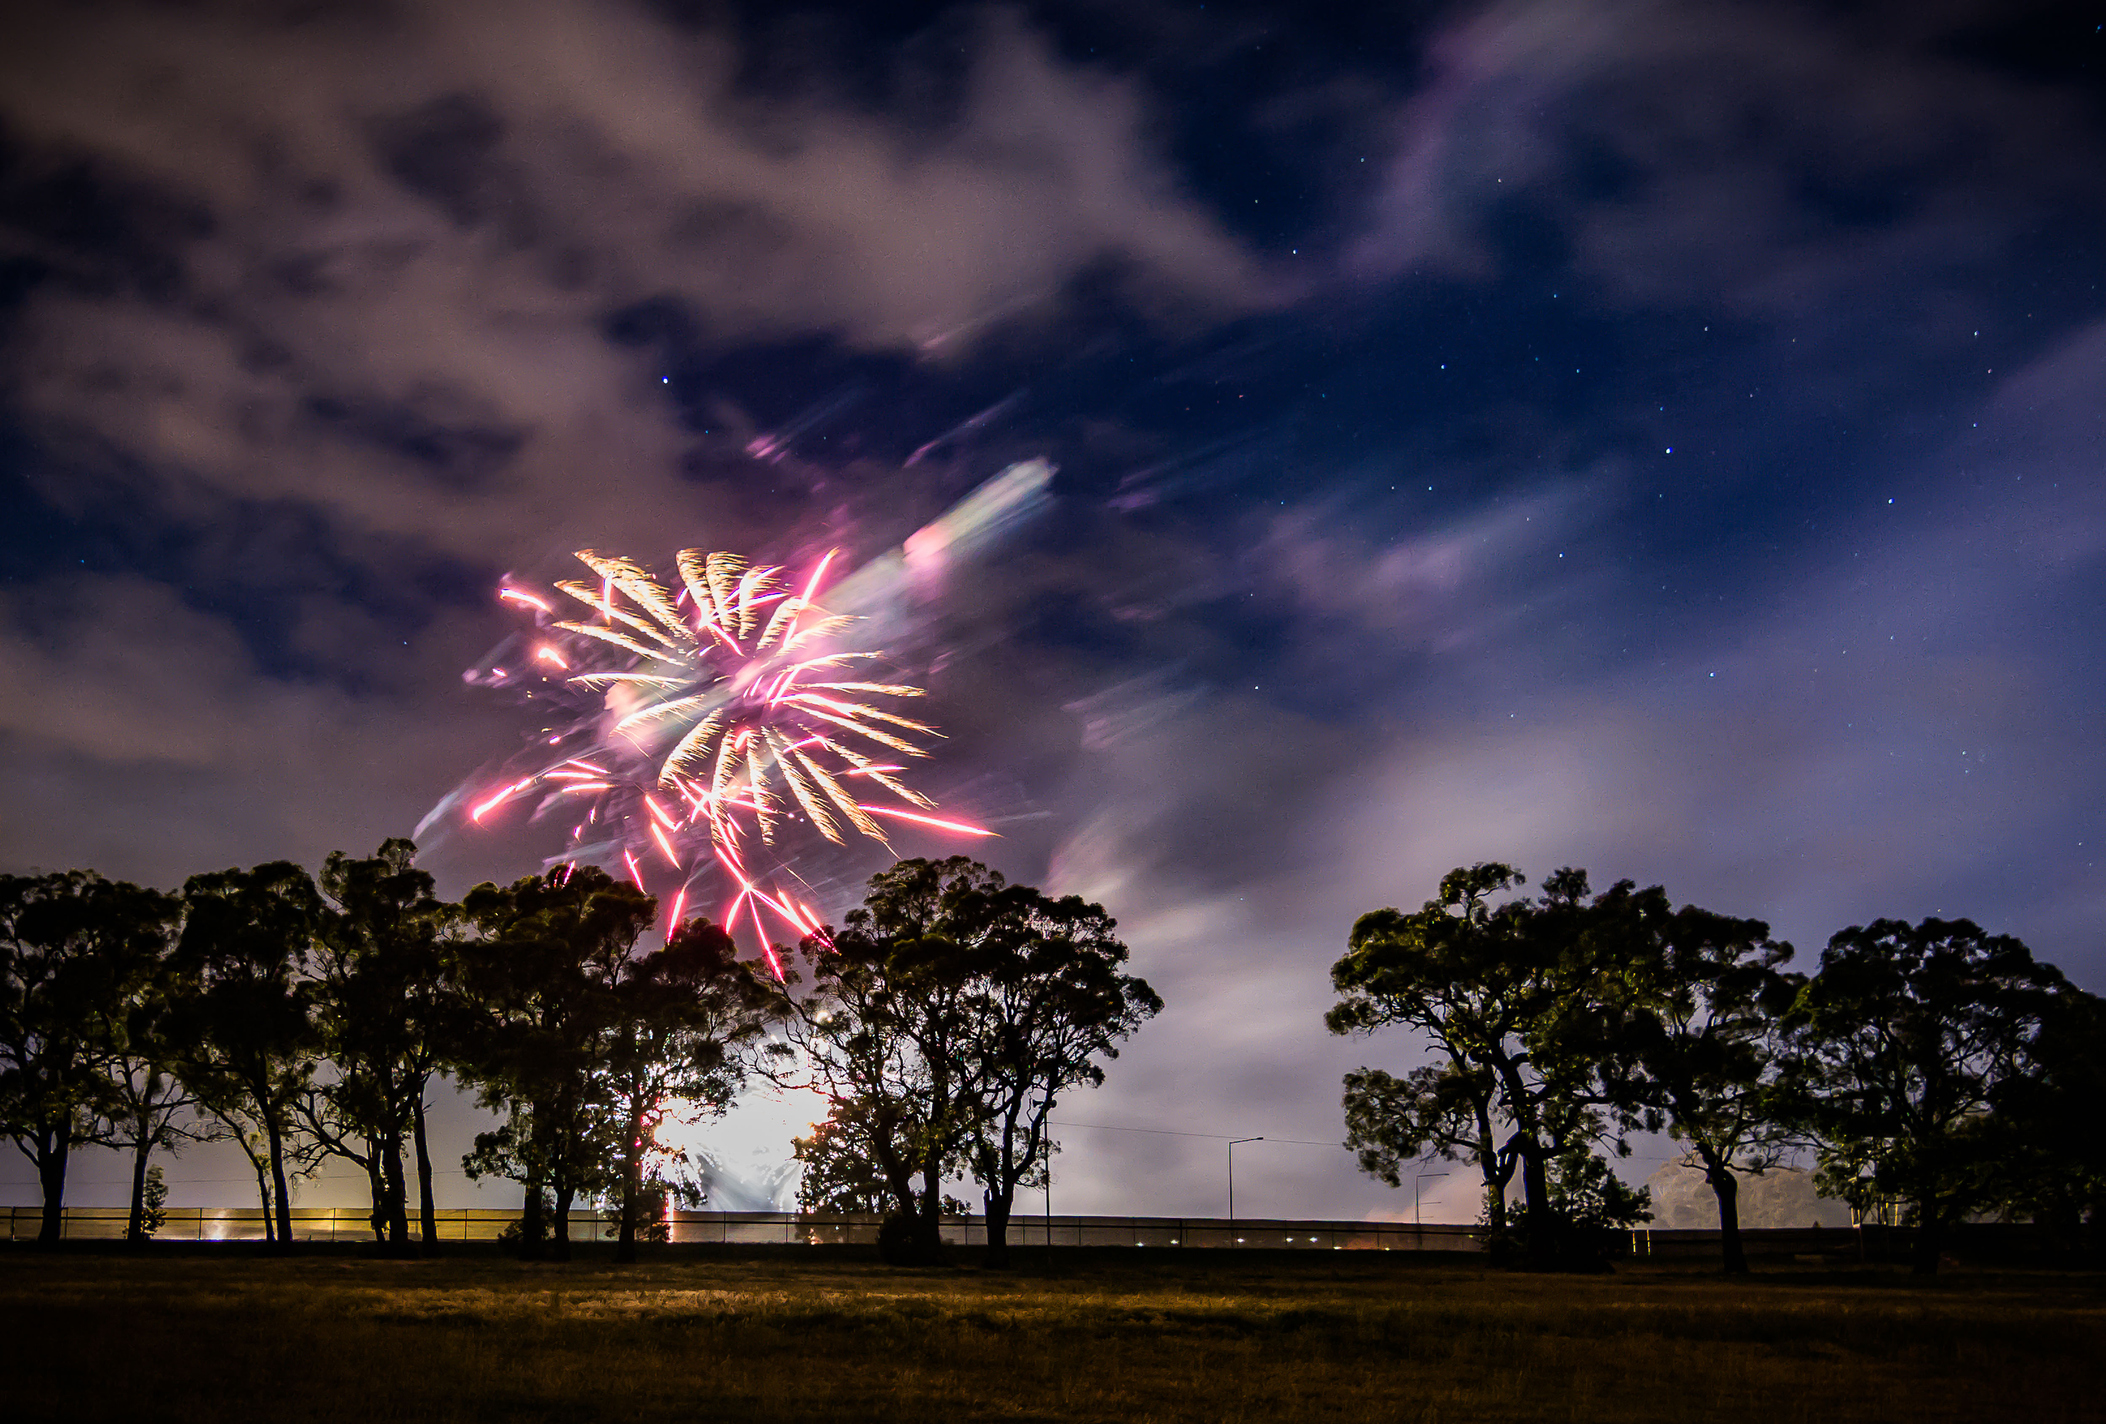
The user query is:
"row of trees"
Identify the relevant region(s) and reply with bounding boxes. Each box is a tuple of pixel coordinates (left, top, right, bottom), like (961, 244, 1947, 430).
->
(0, 845, 1157, 1266)
(1330, 864, 2106, 1274)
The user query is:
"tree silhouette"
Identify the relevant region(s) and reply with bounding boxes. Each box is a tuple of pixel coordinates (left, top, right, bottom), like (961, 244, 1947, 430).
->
(790, 860, 992, 1264)
(1330, 865, 1650, 1268)
(792, 1111, 899, 1215)
(600, 914, 778, 1263)
(1600, 892, 1801, 1273)
(93, 909, 212, 1245)
(1986, 987, 2106, 1259)
(790, 858, 1157, 1266)
(963, 883, 1157, 1267)
(1338, 1059, 1508, 1209)
(1783, 916, 2067, 1274)
(456, 865, 654, 1260)
(306, 838, 461, 1253)
(0, 871, 178, 1245)
(172, 862, 323, 1246)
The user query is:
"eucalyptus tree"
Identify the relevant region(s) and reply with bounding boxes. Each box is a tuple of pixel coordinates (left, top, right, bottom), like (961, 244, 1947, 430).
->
(962, 884, 1158, 1267)
(1600, 896, 1801, 1274)
(1782, 916, 2067, 1275)
(1337, 1059, 1508, 1208)
(456, 865, 654, 1259)
(790, 857, 1159, 1266)
(305, 838, 461, 1252)
(97, 929, 214, 1245)
(788, 859, 993, 1264)
(1986, 987, 2106, 1258)
(1329, 864, 1650, 1268)
(1330, 864, 1554, 1254)
(172, 861, 324, 1246)
(595, 914, 780, 1261)
(0, 871, 180, 1245)
(792, 1110, 901, 1215)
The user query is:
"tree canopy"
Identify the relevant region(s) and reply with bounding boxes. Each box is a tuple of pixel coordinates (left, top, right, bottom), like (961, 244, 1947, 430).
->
(790, 856, 1159, 1265)
(1330, 865, 1650, 1267)
(1782, 916, 2067, 1274)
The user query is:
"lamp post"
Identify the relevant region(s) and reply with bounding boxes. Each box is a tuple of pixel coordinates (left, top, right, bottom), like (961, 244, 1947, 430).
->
(1415, 1171, 1449, 1226)
(1228, 1137, 1264, 1222)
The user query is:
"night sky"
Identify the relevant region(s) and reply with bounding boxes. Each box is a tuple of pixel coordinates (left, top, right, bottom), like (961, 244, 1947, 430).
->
(3, 0, 2103, 1222)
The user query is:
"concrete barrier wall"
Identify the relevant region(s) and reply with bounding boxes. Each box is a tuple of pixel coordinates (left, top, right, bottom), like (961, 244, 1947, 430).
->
(3, 1204, 1484, 1250)
(14, 1207, 2036, 1259)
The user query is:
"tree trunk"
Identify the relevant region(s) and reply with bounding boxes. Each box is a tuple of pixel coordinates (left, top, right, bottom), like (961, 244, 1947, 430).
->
(614, 1123, 642, 1265)
(36, 1128, 69, 1247)
(249, 1148, 275, 1242)
(389, 1135, 415, 1251)
(127, 1135, 153, 1245)
(1480, 1166, 1507, 1235)
(1911, 1197, 1945, 1276)
(518, 1176, 546, 1261)
(983, 1188, 1013, 1269)
(413, 1094, 439, 1256)
(914, 1159, 945, 1262)
(1492, 1056, 1555, 1268)
(264, 1114, 294, 1248)
(1475, 1105, 1506, 1238)
(1702, 1155, 1747, 1275)
(551, 1184, 574, 1261)
(1517, 1142, 1554, 1267)
(366, 1154, 387, 1240)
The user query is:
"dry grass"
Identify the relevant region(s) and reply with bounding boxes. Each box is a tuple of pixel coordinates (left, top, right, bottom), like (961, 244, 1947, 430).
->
(2, 1247, 2099, 1422)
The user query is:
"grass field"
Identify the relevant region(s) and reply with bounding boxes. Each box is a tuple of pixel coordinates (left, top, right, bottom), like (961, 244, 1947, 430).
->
(2, 1247, 2100, 1423)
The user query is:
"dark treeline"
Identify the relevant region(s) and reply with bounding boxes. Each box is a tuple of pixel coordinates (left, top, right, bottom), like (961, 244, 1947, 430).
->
(10, 844, 2100, 1277)
(1331, 863, 2106, 1275)
(0, 845, 1155, 1267)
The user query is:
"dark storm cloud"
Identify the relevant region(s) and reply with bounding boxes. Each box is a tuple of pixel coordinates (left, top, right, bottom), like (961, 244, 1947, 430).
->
(3, 0, 2102, 1217)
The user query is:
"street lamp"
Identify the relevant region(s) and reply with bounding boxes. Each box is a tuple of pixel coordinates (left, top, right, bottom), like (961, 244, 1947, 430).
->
(1415, 1171, 1449, 1226)
(1228, 1137, 1264, 1222)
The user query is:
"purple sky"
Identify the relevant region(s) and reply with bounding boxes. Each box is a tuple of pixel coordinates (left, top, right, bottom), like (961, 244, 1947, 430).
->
(3, 0, 2102, 1222)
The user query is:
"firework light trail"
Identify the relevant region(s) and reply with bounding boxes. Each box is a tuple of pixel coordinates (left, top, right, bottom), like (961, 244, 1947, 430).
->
(425, 461, 1054, 974)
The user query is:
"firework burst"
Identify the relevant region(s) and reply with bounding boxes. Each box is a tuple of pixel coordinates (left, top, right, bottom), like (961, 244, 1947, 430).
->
(464, 545, 992, 970)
